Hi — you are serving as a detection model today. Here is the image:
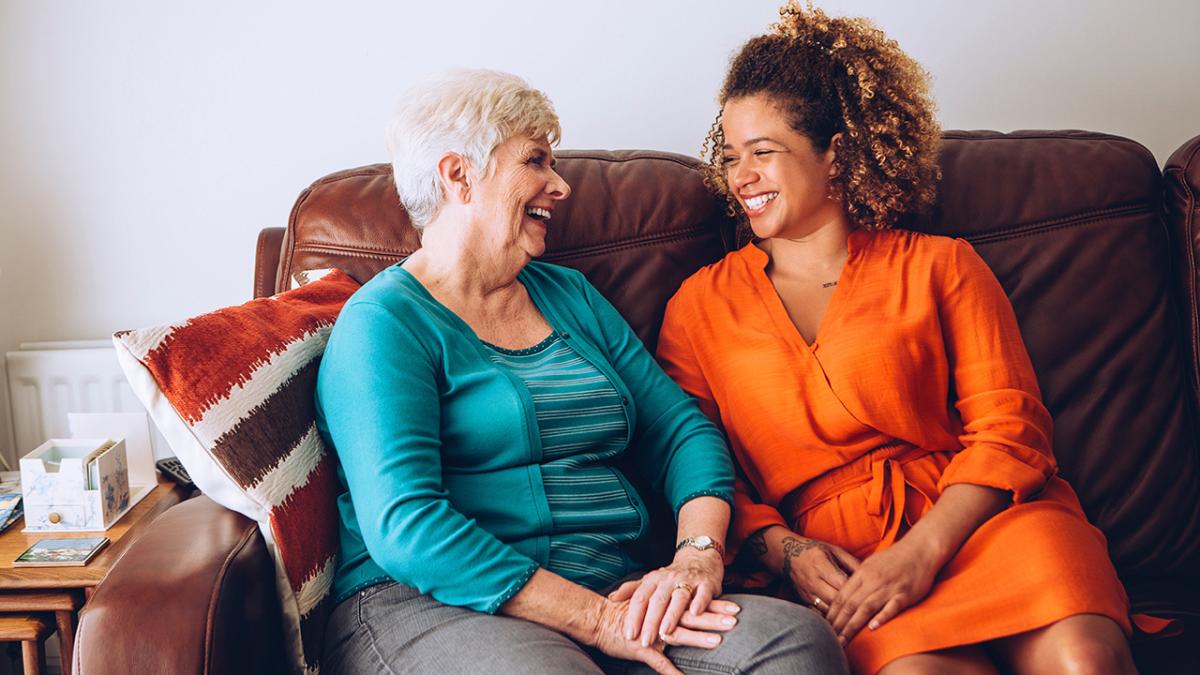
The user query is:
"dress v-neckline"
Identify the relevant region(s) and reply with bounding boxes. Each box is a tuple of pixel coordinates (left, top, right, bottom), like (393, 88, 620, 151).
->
(745, 230, 869, 353)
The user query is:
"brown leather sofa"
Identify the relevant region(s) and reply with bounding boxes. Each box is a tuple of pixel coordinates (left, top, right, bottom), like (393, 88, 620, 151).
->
(75, 130, 1200, 674)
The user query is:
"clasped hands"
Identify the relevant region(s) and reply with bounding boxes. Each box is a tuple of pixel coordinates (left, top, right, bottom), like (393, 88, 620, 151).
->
(588, 530, 943, 672)
(783, 532, 941, 645)
(591, 547, 739, 674)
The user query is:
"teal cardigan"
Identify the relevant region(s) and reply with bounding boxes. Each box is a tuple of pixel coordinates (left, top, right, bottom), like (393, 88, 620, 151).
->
(315, 261, 734, 613)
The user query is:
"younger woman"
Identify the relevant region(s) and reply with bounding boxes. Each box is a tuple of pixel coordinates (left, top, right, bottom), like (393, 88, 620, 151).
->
(657, 4, 1134, 673)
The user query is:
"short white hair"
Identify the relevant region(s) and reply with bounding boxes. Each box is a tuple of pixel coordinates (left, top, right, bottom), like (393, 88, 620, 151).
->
(386, 69, 562, 231)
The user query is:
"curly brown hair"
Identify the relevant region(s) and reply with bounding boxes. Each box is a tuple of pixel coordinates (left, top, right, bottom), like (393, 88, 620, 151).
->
(703, 1, 941, 232)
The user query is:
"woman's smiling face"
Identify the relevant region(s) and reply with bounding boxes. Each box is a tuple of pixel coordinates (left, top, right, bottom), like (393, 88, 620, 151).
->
(470, 135, 571, 259)
(721, 94, 842, 240)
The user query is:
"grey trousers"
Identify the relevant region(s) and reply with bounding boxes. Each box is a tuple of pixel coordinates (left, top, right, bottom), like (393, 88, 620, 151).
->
(323, 581, 848, 675)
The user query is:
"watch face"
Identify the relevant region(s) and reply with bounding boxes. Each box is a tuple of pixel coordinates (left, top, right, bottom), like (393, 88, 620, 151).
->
(693, 536, 714, 547)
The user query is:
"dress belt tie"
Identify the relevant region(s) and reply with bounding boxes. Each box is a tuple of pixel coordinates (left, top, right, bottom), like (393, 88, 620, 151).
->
(783, 441, 941, 552)
(866, 457, 934, 550)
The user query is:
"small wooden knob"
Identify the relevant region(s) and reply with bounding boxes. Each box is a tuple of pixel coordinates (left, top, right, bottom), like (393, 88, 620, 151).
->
(48, 512, 62, 524)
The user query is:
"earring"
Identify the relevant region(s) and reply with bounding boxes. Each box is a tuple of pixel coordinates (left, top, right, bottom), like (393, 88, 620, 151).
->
(825, 164, 842, 202)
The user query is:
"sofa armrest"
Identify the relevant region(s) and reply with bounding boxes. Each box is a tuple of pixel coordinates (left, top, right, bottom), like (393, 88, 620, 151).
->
(74, 496, 286, 675)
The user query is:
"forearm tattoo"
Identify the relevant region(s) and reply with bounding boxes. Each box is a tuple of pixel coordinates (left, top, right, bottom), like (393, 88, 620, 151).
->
(780, 536, 819, 578)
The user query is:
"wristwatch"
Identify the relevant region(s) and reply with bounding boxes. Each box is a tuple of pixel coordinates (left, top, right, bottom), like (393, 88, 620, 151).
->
(675, 535, 725, 558)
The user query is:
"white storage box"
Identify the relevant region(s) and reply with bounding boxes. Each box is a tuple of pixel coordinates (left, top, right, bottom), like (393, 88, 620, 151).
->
(20, 438, 132, 531)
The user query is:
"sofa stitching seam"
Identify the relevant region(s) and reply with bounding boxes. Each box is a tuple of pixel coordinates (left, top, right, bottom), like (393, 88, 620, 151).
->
(73, 607, 85, 674)
(293, 240, 413, 256)
(291, 248, 407, 263)
(543, 229, 716, 261)
(962, 203, 1153, 245)
(552, 151, 704, 171)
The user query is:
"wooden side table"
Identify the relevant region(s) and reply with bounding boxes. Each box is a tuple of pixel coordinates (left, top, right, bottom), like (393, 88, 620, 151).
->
(0, 480, 188, 675)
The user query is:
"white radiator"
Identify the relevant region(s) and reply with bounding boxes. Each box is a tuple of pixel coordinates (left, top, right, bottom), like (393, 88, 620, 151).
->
(3, 340, 169, 467)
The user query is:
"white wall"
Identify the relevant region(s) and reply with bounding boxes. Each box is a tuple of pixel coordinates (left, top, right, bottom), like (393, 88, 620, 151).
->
(1, 0, 1198, 459)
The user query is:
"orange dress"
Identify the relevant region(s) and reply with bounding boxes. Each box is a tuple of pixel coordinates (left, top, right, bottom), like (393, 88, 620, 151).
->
(656, 229, 1130, 674)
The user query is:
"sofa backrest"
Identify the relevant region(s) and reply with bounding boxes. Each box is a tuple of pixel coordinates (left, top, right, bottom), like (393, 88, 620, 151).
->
(262, 131, 1200, 618)
(272, 150, 732, 350)
(922, 131, 1200, 617)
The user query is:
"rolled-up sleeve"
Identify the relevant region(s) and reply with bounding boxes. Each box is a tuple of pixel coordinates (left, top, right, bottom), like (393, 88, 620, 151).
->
(317, 300, 538, 613)
(935, 239, 1057, 502)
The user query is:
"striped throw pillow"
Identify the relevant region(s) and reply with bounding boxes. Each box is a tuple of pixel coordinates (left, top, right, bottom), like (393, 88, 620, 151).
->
(114, 269, 360, 675)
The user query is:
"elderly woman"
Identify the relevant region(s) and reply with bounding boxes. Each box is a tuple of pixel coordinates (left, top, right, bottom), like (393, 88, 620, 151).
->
(314, 69, 846, 675)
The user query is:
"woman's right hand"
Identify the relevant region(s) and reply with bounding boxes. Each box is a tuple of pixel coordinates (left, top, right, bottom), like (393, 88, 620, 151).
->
(779, 533, 861, 614)
(590, 596, 740, 675)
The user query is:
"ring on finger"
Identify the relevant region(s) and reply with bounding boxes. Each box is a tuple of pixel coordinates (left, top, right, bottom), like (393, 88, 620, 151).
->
(673, 582, 695, 595)
(811, 596, 825, 610)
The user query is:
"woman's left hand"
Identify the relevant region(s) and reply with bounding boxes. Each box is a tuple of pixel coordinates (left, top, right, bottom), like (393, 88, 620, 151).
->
(608, 548, 731, 646)
(825, 536, 941, 645)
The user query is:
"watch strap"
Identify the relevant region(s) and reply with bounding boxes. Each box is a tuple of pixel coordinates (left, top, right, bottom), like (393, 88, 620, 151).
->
(675, 535, 725, 557)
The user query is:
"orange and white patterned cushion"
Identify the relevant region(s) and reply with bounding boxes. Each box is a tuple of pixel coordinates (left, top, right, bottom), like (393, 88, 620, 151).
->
(114, 269, 360, 674)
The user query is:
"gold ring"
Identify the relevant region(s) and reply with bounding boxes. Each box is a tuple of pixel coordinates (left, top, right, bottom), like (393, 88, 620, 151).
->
(673, 582, 695, 595)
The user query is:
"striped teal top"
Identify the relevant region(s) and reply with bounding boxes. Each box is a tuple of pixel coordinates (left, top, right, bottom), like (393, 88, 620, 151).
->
(320, 261, 735, 612)
(484, 331, 641, 590)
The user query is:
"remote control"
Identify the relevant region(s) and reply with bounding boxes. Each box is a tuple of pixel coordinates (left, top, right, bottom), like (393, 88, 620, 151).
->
(156, 457, 196, 490)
